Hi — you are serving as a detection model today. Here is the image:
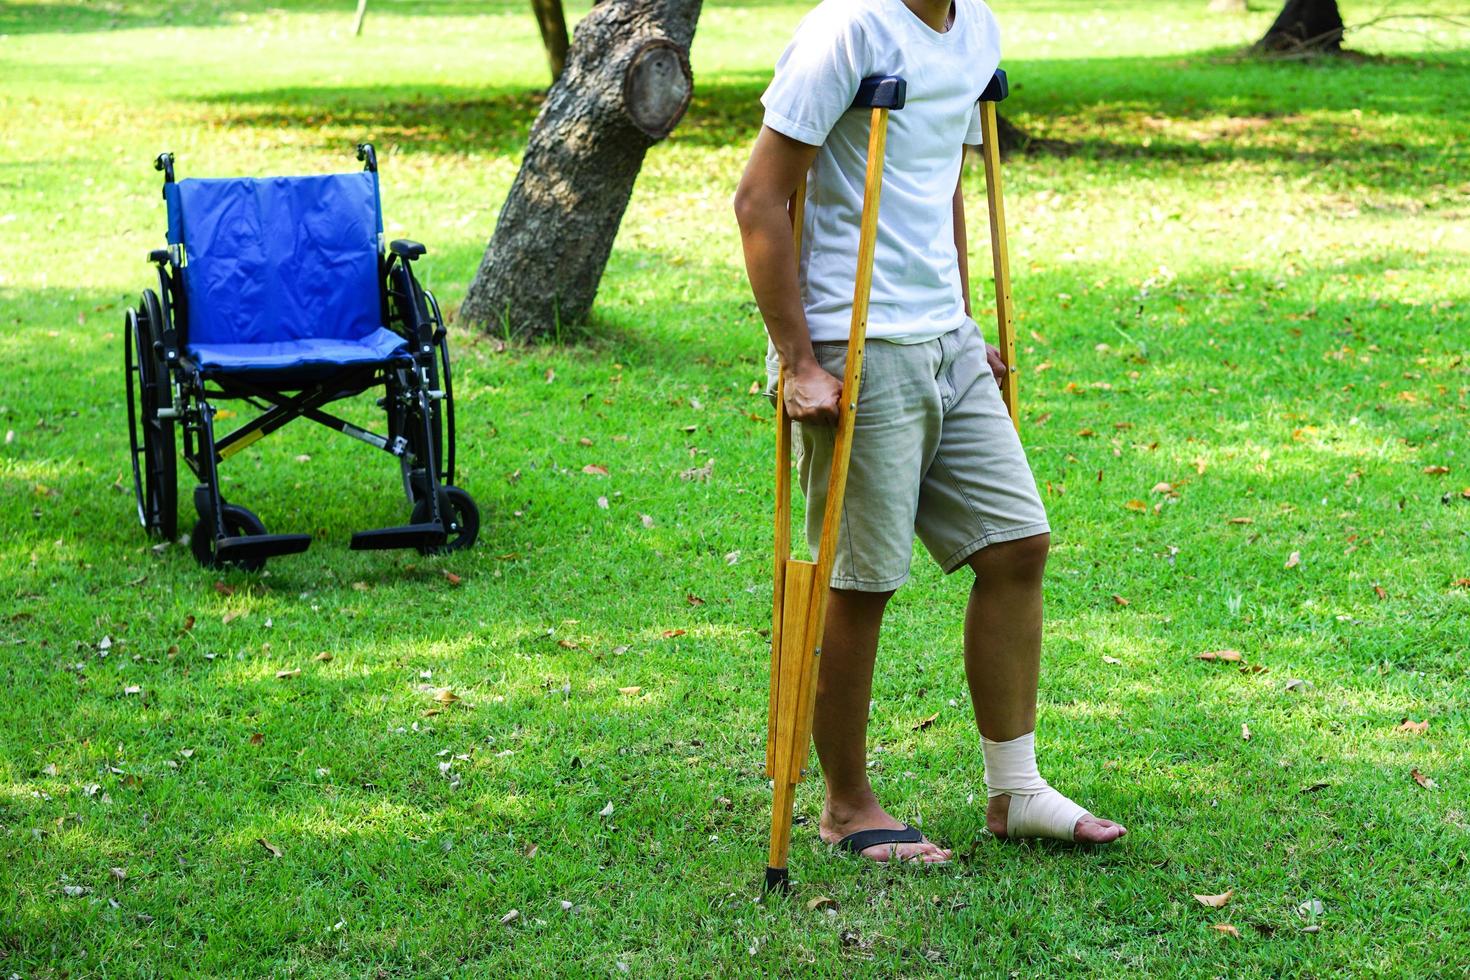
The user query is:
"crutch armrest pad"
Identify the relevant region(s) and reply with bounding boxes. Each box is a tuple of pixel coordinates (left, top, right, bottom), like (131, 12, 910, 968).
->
(980, 69, 1009, 104)
(851, 75, 906, 111)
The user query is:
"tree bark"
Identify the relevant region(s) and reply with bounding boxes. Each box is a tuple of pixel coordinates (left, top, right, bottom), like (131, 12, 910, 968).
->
(461, 0, 700, 339)
(1256, 0, 1345, 52)
(530, 0, 570, 83)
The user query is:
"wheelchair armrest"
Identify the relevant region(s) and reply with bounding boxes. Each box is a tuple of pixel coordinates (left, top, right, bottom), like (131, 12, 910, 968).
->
(149, 248, 171, 265)
(390, 239, 427, 261)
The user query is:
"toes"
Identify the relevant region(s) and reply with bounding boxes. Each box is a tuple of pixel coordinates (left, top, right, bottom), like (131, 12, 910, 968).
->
(1073, 816, 1128, 844)
(858, 840, 952, 864)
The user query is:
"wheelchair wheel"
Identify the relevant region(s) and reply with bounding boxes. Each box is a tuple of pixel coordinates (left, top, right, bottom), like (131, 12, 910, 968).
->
(425, 290, 456, 487)
(411, 485, 479, 555)
(191, 504, 268, 572)
(125, 293, 177, 539)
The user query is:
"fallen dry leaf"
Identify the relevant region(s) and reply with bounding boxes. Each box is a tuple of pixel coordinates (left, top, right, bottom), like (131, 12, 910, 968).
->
(662, 629, 686, 639)
(500, 908, 520, 926)
(1124, 499, 1148, 512)
(1284, 551, 1301, 569)
(1194, 889, 1234, 909)
(214, 581, 235, 597)
(1151, 482, 1174, 494)
(443, 571, 462, 587)
(557, 639, 579, 649)
(275, 668, 300, 680)
(618, 686, 642, 696)
(1410, 768, 1436, 789)
(1284, 678, 1309, 692)
(912, 712, 940, 731)
(181, 615, 195, 632)
(257, 838, 283, 858)
(1111, 594, 1131, 607)
(1212, 924, 1240, 938)
(1423, 465, 1451, 475)
(640, 514, 655, 528)
(433, 688, 461, 705)
(582, 464, 609, 477)
(222, 610, 245, 625)
(1102, 655, 1122, 665)
(1453, 578, 1470, 589)
(686, 594, 705, 607)
(1226, 516, 1254, 525)
(598, 801, 615, 818)
(1197, 650, 1243, 663)
(249, 732, 264, 745)
(1239, 663, 1268, 674)
(1397, 718, 1429, 734)
(806, 895, 839, 912)
(1241, 722, 1251, 740)
(314, 651, 332, 662)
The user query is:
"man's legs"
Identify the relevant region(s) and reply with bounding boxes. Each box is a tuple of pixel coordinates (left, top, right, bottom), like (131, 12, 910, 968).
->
(814, 587, 952, 863)
(964, 533, 1126, 843)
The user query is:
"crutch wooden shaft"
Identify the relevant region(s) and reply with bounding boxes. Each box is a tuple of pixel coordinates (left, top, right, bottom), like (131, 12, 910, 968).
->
(978, 100, 1018, 432)
(765, 107, 890, 892)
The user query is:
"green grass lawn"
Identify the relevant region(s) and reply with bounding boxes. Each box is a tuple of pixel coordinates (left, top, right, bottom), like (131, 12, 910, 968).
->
(2, 0, 1469, 975)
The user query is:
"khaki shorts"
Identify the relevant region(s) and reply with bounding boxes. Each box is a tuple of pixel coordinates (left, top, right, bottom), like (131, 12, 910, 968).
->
(781, 323, 1049, 592)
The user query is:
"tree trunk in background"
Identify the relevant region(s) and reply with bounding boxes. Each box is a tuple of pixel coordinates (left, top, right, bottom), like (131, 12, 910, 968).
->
(1256, 0, 1345, 52)
(462, 0, 700, 338)
(530, 0, 570, 83)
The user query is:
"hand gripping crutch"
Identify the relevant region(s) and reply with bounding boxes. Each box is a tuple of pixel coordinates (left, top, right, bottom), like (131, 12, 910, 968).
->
(763, 75, 906, 896)
(976, 69, 1019, 431)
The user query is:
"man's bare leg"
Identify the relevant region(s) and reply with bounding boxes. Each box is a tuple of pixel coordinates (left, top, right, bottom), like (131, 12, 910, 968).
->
(964, 533, 1126, 843)
(814, 587, 952, 863)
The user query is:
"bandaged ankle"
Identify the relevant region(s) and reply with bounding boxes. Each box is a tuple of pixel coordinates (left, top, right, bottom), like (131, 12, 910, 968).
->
(981, 731, 1087, 842)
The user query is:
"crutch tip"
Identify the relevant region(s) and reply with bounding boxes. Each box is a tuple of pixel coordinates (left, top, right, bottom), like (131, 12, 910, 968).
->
(763, 866, 791, 895)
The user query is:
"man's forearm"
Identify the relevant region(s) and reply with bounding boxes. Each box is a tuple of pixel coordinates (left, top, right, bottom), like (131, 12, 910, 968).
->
(739, 202, 818, 372)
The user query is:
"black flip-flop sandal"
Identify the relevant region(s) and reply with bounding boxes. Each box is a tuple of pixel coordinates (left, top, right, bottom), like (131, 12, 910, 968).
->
(834, 824, 949, 864)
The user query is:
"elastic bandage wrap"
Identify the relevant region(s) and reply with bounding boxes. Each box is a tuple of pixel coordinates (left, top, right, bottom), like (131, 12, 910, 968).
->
(981, 731, 1087, 842)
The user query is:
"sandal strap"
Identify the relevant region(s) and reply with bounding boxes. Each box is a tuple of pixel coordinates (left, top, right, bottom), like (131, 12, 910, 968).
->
(835, 824, 923, 854)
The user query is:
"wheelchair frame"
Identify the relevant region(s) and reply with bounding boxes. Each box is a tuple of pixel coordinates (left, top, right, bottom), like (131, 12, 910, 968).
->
(124, 143, 478, 571)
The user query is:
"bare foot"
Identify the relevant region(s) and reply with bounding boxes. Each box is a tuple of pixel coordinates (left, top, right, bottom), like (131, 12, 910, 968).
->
(820, 798, 952, 864)
(986, 794, 1127, 844)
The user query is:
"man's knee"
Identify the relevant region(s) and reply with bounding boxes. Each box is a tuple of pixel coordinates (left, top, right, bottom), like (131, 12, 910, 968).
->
(966, 532, 1050, 586)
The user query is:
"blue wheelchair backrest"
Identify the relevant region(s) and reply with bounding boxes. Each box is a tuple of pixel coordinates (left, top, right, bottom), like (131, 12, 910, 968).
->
(164, 172, 384, 347)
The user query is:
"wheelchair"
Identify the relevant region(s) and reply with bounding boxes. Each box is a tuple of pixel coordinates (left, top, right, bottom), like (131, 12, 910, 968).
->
(124, 143, 479, 571)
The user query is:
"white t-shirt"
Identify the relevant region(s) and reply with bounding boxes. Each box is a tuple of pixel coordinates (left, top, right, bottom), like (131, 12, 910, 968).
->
(761, 0, 1001, 344)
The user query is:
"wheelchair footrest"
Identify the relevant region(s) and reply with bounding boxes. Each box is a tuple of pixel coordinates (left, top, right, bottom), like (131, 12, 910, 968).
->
(215, 533, 313, 562)
(349, 522, 446, 551)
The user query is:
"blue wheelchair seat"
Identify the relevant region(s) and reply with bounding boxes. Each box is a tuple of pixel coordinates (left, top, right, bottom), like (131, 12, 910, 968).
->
(164, 172, 407, 381)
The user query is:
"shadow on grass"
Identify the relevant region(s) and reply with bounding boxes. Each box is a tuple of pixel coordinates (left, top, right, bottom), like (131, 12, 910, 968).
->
(189, 45, 1469, 196)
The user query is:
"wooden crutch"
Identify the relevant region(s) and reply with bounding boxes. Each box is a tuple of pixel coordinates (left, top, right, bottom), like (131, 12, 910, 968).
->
(764, 74, 906, 895)
(976, 69, 1019, 431)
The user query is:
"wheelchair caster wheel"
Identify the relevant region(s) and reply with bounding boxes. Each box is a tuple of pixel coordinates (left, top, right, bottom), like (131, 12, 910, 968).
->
(411, 485, 479, 555)
(192, 504, 268, 572)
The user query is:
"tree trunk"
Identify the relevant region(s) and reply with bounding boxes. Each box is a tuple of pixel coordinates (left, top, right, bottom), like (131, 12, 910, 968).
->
(461, 0, 700, 339)
(530, 0, 570, 83)
(1256, 0, 1344, 52)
